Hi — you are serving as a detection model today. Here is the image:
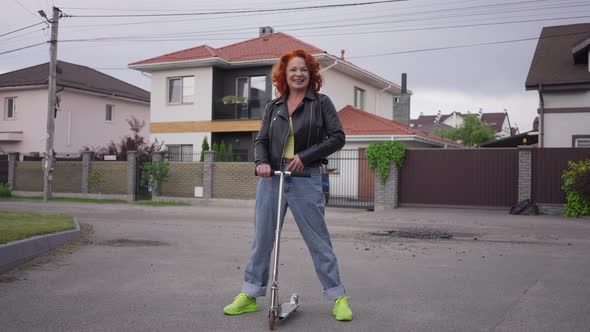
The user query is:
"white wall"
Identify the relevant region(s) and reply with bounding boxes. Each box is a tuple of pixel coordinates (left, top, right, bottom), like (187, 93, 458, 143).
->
(543, 112, 590, 147)
(441, 113, 464, 128)
(542, 90, 590, 147)
(54, 89, 149, 153)
(321, 67, 394, 119)
(150, 67, 213, 123)
(0, 88, 48, 153)
(544, 90, 590, 108)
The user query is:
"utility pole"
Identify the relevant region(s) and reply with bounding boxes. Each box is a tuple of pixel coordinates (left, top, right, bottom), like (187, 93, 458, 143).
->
(40, 7, 61, 202)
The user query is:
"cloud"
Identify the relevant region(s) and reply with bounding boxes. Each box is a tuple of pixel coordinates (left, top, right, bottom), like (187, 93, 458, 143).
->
(411, 88, 539, 131)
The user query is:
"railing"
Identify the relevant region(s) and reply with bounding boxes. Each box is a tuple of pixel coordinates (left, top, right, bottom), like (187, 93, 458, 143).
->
(212, 100, 266, 120)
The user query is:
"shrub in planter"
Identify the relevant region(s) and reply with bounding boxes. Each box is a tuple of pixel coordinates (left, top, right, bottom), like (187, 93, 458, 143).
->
(562, 159, 590, 217)
(0, 183, 12, 197)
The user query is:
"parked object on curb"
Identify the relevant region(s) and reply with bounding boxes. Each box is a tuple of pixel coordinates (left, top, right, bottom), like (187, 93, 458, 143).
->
(510, 199, 539, 215)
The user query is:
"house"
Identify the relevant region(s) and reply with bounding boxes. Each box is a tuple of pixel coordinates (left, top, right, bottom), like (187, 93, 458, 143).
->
(410, 110, 517, 138)
(330, 105, 461, 202)
(129, 27, 411, 162)
(0, 61, 150, 155)
(479, 116, 538, 148)
(526, 23, 590, 148)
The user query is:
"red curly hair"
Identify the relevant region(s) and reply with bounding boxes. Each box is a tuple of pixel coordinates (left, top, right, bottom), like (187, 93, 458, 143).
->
(272, 49, 323, 97)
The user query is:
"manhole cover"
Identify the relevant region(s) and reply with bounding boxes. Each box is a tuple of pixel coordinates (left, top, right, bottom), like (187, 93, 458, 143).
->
(99, 239, 169, 247)
(370, 229, 453, 240)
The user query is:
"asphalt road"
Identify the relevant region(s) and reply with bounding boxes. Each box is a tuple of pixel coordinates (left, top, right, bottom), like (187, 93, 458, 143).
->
(1, 200, 590, 331)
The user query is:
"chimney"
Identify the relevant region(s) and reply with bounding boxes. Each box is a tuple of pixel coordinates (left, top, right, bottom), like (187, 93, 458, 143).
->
(259, 26, 274, 37)
(340, 49, 345, 60)
(392, 73, 410, 125)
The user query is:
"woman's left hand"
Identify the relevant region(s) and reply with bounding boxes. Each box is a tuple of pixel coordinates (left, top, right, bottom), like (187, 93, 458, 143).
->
(287, 155, 304, 172)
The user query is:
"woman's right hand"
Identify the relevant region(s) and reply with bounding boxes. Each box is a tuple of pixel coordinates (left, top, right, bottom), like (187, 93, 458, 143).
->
(256, 164, 272, 178)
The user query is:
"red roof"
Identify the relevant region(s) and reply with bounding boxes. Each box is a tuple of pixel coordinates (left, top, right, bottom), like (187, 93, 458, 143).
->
(338, 105, 460, 146)
(130, 32, 325, 66)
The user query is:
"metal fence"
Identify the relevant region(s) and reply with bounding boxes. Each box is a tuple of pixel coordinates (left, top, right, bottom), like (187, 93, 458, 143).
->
(325, 149, 374, 209)
(0, 155, 7, 184)
(399, 149, 519, 207)
(532, 148, 590, 204)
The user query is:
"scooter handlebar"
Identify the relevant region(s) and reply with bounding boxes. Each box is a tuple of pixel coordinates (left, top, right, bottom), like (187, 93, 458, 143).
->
(254, 169, 311, 177)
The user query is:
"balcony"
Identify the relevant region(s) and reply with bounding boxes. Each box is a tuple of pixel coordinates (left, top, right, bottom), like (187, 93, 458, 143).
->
(0, 131, 23, 141)
(212, 99, 267, 121)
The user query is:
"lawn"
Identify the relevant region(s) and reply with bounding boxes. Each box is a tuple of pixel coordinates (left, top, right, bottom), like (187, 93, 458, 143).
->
(136, 201, 190, 206)
(0, 211, 76, 244)
(2, 196, 126, 204)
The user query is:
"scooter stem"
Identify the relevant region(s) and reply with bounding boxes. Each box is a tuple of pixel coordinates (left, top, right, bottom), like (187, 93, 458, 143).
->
(269, 171, 285, 311)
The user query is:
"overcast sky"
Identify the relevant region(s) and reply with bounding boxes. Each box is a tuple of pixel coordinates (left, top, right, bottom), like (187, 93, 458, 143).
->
(2, 0, 589, 131)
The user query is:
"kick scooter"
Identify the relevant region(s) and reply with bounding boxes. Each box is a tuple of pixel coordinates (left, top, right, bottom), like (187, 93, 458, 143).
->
(267, 169, 309, 330)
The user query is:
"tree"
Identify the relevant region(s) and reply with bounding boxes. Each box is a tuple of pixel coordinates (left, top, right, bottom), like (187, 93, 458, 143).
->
(219, 141, 227, 161)
(434, 115, 496, 146)
(200, 136, 210, 162)
(88, 171, 105, 200)
(140, 160, 170, 195)
(82, 116, 163, 159)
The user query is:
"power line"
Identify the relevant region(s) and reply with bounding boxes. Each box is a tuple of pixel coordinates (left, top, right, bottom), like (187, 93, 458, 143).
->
(346, 30, 590, 59)
(0, 42, 45, 56)
(13, 0, 40, 18)
(55, 13, 590, 43)
(66, 0, 407, 18)
(0, 22, 46, 38)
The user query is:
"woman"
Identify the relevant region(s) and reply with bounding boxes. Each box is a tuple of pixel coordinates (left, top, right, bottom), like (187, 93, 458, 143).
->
(223, 49, 352, 322)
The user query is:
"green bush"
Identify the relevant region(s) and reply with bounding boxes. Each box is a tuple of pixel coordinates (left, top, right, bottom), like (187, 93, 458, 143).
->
(562, 159, 590, 217)
(141, 160, 170, 195)
(0, 183, 12, 197)
(366, 141, 406, 185)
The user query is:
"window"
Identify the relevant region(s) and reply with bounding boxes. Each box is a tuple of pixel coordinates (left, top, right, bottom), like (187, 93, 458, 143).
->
(105, 104, 113, 121)
(235, 75, 267, 119)
(354, 87, 365, 110)
(167, 144, 194, 161)
(168, 76, 194, 104)
(394, 97, 400, 103)
(575, 138, 590, 148)
(5, 97, 16, 119)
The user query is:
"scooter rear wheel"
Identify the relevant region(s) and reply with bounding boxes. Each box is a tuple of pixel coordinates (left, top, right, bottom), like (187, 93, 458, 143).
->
(268, 311, 277, 330)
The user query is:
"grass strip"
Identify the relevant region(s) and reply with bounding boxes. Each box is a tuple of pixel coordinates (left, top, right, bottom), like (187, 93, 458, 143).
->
(136, 201, 190, 206)
(0, 211, 75, 244)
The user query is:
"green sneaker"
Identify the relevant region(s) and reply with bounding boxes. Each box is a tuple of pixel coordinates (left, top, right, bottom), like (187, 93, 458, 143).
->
(333, 296, 353, 321)
(223, 293, 259, 315)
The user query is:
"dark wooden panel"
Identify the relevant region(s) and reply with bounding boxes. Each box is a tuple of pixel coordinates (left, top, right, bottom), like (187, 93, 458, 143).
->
(532, 148, 590, 204)
(400, 149, 518, 207)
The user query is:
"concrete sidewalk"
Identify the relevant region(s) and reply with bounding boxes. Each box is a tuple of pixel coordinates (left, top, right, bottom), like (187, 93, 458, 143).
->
(0, 200, 589, 331)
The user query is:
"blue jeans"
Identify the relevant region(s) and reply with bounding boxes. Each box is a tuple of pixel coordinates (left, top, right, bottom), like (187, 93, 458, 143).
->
(242, 166, 346, 301)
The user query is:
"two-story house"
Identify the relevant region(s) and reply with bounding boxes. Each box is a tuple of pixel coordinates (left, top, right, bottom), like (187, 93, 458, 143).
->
(411, 110, 516, 138)
(526, 23, 590, 148)
(129, 27, 409, 161)
(0, 61, 150, 155)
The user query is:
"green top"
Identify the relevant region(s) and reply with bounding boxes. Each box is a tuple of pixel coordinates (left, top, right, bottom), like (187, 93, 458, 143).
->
(283, 117, 295, 158)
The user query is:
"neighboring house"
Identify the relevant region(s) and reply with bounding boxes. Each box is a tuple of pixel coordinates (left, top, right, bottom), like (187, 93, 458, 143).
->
(411, 110, 517, 138)
(332, 105, 461, 201)
(526, 23, 590, 148)
(0, 61, 150, 155)
(129, 27, 411, 162)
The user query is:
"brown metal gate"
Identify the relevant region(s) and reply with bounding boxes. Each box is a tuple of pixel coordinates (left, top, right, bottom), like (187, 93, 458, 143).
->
(532, 148, 590, 204)
(399, 149, 518, 207)
(0, 155, 7, 184)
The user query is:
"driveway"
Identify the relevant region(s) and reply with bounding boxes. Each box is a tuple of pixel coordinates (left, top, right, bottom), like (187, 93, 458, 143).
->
(1, 200, 590, 331)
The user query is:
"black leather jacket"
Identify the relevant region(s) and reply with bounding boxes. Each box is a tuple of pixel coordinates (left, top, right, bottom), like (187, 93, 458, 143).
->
(255, 88, 345, 170)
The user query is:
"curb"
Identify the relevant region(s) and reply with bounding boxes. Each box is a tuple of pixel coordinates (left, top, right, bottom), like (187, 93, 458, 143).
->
(0, 217, 81, 273)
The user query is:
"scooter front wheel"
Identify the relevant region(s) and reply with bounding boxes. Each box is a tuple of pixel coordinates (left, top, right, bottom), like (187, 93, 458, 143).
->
(268, 311, 277, 330)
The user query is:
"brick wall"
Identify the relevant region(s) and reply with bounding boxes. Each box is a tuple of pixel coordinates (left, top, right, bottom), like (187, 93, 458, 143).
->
(53, 161, 82, 193)
(160, 162, 204, 197)
(212, 162, 258, 199)
(14, 161, 43, 191)
(90, 162, 128, 194)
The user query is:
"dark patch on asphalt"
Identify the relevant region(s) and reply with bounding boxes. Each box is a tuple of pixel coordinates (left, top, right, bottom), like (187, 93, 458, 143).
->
(370, 229, 454, 240)
(98, 239, 169, 247)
